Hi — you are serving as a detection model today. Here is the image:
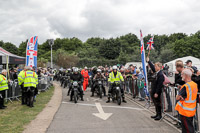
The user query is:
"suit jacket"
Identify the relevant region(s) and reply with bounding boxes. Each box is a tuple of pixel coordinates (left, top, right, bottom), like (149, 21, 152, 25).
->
(148, 61, 164, 95)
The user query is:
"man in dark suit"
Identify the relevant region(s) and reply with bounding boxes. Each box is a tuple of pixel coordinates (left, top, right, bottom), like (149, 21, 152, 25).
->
(147, 57, 164, 120)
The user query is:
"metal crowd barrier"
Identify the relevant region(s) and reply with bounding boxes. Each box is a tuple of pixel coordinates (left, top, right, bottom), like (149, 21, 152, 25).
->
(124, 78, 146, 100)
(5, 79, 21, 103)
(5, 76, 53, 102)
(161, 86, 200, 132)
(38, 76, 53, 92)
(160, 85, 181, 122)
(124, 79, 200, 132)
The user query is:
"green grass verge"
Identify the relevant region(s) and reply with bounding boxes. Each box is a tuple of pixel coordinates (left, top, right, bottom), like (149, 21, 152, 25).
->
(0, 86, 55, 133)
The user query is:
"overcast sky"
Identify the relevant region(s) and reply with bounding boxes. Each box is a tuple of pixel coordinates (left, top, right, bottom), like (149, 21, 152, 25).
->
(0, 0, 200, 46)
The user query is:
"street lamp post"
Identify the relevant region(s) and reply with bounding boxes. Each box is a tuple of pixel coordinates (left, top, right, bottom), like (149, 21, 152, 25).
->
(48, 39, 54, 68)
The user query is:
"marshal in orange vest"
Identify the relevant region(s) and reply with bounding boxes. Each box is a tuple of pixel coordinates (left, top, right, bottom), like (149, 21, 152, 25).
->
(175, 81, 198, 117)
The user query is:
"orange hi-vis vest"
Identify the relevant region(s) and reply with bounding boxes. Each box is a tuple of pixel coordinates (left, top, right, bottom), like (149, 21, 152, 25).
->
(175, 81, 198, 117)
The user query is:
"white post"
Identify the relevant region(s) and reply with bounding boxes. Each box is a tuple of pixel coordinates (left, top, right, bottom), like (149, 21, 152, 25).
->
(48, 39, 54, 68)
(51, 44, 53, 68)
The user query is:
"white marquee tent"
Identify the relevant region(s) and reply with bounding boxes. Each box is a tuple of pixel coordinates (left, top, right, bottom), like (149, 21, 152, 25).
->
(164, 56, 200, 72)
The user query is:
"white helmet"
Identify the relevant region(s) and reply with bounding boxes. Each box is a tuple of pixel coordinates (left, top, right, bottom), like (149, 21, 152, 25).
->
(97, 69, 101, 73)
(84, 66, 88, 69)
(74, 68, 78, 72)
(113, 65, 118, 70)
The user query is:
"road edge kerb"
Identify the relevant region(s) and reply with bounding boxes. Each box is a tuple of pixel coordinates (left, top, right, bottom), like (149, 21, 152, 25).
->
(23, 82, 62, 133)
(125, 95, 181, 133)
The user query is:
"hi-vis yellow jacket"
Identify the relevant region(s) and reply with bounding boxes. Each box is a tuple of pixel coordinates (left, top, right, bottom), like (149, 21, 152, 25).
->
(0, 74, 8, 91)
(108, 71, 124, 83)
(21, 70, 37, 88)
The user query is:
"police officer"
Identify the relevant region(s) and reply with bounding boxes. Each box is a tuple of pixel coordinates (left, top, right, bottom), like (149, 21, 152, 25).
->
(175, 69, 198, 133)
(18, 67, 27, 105)
(90, 67, 97, 92)
(106, 66, 127, 103)
(91, 69, 106, 97)
(32, 66, 38, 102)
(67, 68, 84, 101)
(21, 66, 37, 107)
(0, 69, 9, 109)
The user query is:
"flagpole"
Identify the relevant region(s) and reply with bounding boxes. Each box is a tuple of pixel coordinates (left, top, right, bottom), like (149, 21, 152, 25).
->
(148, 48, 150, 57)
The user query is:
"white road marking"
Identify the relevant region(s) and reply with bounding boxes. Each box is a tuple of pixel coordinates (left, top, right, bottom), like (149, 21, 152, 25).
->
(92, 103, 112, 120)
(91, 98, 102, 102)
(62, 101, 145, 111)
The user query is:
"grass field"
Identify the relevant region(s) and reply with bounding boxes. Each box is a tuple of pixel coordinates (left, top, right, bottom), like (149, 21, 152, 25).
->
(0, 86, 54, 133)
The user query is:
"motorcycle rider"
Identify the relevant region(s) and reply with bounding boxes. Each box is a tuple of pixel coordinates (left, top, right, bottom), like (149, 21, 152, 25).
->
(63, 68, 71, 87)
(91, 69, 106, 97)
(90, 66, 97, 92)
(67, 68, 84, 101)
(106, 65, 127, 103)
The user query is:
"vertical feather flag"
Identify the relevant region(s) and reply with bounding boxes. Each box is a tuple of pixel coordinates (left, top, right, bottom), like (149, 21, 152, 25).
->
(26, 36, 38, 69)
(140, 30, 149, 97)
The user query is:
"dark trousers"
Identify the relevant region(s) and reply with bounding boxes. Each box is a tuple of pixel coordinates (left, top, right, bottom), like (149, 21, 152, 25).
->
(165, 87, 172, 110)
(108, 83, 125, 99)
(25, 87, 35, 107)
(0, 90, 5, 107)
(91, 82, 106, 95)
(151, 92, 162, 116)
(21, 85, 27, 105)
(68, 85, 83, 100)
(180, 114, 194, 133)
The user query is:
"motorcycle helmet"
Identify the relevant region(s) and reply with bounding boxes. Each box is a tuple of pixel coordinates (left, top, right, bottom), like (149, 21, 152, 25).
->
(74, 68, 78, 73)
(113, 65, 118, 70)
(97, 69, 101, 73)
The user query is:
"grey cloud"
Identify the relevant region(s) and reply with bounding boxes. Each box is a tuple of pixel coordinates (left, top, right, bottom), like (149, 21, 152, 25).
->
(0, 0, 200, 46)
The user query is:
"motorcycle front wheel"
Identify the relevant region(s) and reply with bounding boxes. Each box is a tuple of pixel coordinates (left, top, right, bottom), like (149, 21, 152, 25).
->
(74, 91, 78, 103)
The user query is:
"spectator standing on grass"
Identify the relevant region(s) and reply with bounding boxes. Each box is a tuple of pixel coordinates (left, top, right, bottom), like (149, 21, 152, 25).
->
(0, 69, 9, 109)
(18, 67, 27, 105)
(21, 66, 37, 107)
(175, 69, 198, 133)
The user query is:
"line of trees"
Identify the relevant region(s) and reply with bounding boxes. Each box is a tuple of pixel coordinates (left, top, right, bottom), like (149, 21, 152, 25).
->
(1, 31, 200, 68)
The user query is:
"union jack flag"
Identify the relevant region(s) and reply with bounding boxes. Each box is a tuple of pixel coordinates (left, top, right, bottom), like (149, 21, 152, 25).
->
(146, 36, 154, 50)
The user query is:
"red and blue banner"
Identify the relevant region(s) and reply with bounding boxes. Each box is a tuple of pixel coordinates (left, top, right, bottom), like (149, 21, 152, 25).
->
(26, 36, 38, 68)
(140, 30, 149, 97)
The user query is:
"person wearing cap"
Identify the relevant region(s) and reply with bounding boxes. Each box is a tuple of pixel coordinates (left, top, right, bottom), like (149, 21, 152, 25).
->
(106, 65, 126, 103)
(185, 60, 198, 74)
(18, 67, 27, 105)
(21, 66, 37, 107)
(32, 66, 38, 102)
(0, 69, 9, 109)
(175, 69, 198, 133)
(81, 66, 89, 91)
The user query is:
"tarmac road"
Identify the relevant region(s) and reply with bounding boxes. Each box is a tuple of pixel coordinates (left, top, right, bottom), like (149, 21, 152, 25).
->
(47, 82, 179, 133)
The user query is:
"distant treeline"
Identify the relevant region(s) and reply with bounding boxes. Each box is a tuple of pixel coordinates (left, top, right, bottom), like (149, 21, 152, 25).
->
(1, 31, 200, 67)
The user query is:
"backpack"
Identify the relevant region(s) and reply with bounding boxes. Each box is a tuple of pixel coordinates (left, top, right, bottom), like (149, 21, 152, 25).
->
(163, 73, 171, 85)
